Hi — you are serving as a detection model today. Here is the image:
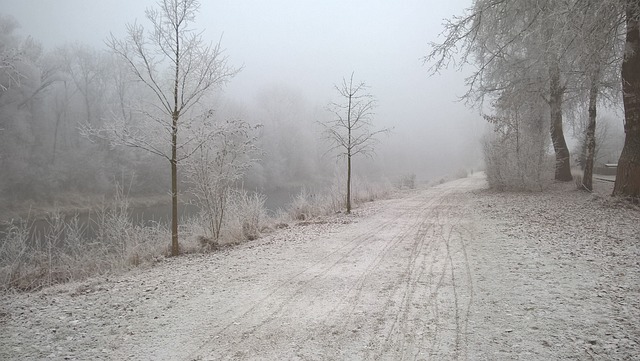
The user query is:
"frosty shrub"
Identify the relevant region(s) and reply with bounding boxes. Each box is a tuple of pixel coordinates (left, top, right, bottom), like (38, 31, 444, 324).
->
(482, 130, 554, 191)
(226, 190, 267, 243)
(192, 188, 267, 247)
(398, 173, 417, 189)
(289, 188, 324, 221)
(482, 100, 557, 191)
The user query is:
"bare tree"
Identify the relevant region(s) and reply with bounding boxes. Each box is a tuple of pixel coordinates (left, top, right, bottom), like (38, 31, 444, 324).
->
(321, 73, 389, 214)
(102, 0, 238, 255)
(0, 14, 26, 96)
(427, 0, 639, 197)
(425, 0, 577, 182)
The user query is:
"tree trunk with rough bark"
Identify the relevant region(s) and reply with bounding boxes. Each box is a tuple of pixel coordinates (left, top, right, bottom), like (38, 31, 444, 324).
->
(583, 72, 599, 191)
(613, 2, 640, 198)
(549, 62, 573, 182)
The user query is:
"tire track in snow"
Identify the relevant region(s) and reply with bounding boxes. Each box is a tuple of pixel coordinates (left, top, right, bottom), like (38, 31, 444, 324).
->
(188, 188, 438, 359)
(188, 176, 483, 360)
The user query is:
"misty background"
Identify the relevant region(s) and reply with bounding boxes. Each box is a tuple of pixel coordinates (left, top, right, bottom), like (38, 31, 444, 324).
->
(0, 0, 631, 293)
(1, 0, 500, 213)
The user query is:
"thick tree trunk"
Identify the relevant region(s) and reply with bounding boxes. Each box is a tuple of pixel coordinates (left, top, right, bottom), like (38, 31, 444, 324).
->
(346, 154, 352, 214)
(549, 61, 573, 181)
(613, 2, 640, 198)
(582, 72, 599, 191)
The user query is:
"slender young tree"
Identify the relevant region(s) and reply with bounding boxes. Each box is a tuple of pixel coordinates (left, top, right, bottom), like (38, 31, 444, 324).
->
(321, 73, 389, 213)
(103, 0, 238, 255)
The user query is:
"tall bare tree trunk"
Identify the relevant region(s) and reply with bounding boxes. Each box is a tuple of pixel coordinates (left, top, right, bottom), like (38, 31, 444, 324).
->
(549, 61, 573, 181)
(614, 2, 640, 198)
(171, 111, 179, 256)
(346, 153, 352, 214)
(170, 24, 180, 257)
(583, 71, 599, 191)
(346, 90, 353, 214)
(323, 73, 384, 214)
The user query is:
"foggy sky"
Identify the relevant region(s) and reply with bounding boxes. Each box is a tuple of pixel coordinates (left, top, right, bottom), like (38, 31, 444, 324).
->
(2, 0, 483, 180)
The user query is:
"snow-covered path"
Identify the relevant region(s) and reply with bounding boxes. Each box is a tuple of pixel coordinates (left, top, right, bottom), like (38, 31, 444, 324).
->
(2, 173, 638, 360)
(173, 176, 480, 360)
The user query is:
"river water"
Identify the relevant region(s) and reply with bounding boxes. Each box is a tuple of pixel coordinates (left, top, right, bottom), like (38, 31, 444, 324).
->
(0, 189, 299, 245)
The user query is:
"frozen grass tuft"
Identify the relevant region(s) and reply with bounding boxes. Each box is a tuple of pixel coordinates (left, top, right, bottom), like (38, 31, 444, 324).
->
(226, 190, 267, 243)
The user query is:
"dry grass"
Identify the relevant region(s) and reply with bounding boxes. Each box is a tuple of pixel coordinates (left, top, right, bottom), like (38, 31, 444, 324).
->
(287, 176, 394, 221)
(0, 193, 171, 292)
(225, 190, 268, 243)
(0, 176, 395, 292)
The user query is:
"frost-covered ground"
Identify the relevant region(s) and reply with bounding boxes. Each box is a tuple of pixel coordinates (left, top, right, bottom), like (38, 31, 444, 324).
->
(1, 174, 638, 360)
(468, 178, 640, 359)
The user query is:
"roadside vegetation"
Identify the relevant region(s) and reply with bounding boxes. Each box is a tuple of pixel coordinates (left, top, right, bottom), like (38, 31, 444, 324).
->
(0, 174, 409, 292)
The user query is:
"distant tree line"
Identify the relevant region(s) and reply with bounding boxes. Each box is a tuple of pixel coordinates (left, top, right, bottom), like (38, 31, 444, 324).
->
(0, 1, 342, 255)
(0, 12, 329, 208)
(0, 13, 170, 201)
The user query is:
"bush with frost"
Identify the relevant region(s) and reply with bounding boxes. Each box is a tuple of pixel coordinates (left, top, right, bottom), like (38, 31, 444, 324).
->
(482, 110, 554, 191)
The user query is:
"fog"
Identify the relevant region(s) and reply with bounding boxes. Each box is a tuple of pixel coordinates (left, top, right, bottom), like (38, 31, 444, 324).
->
(1, 0, 483, 209)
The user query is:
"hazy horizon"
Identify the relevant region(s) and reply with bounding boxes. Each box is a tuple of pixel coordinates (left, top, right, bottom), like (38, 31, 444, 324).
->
(2, 0, 484, 183)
